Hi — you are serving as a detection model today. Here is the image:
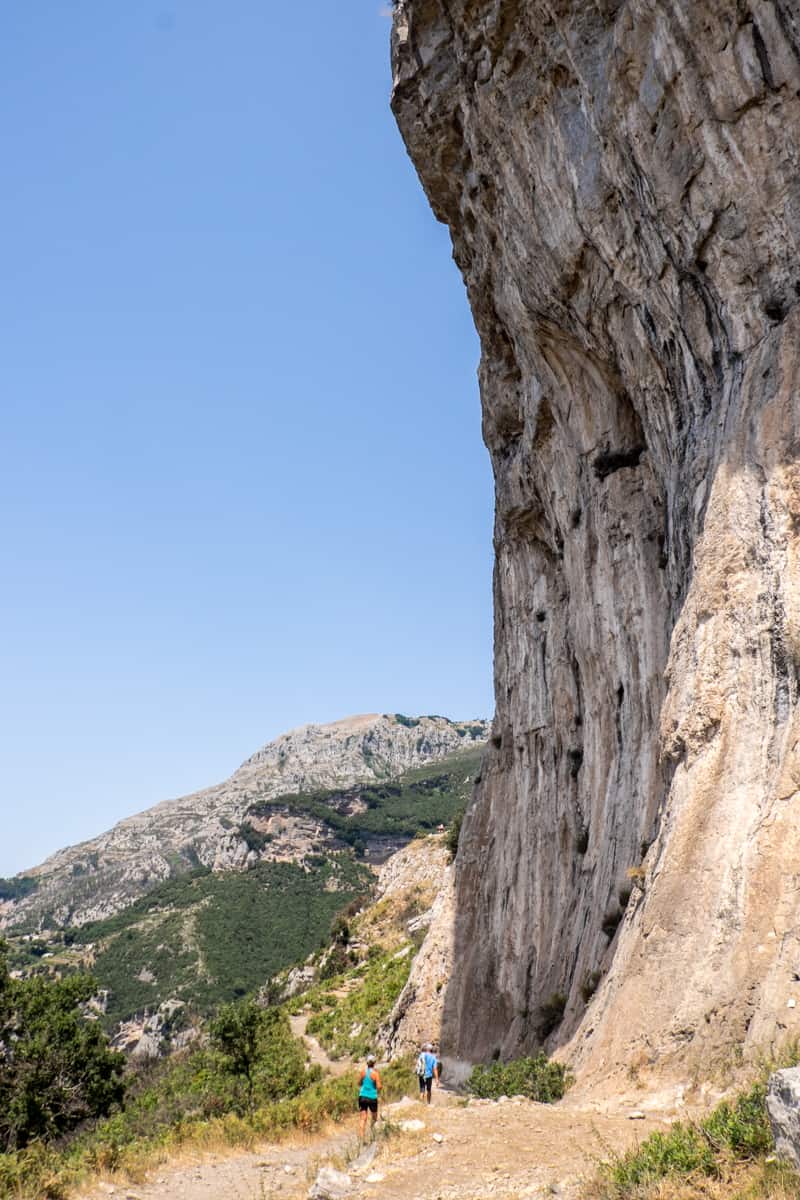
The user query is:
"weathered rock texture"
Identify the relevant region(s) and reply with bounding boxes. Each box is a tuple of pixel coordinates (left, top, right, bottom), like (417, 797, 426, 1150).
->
(767, 1067, 800, 1168)
(392, 0, 800, 1086)
(2, 715, 487, 929)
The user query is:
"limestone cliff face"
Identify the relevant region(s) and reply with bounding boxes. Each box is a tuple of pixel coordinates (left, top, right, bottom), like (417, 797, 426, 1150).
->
(392, 0, 800, 1085)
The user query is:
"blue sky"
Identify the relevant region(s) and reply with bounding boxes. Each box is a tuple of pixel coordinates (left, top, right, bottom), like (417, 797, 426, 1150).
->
(0, 2, 493, 877)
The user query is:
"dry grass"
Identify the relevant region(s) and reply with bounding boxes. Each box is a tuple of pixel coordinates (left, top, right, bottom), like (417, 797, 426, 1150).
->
(610, 1159, 800, 1200)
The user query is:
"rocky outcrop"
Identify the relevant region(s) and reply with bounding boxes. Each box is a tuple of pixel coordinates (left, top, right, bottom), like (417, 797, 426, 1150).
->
(392, 0, 800, 1087)
(767, 1067, 800, 1168)
(2, 715, 487, 930)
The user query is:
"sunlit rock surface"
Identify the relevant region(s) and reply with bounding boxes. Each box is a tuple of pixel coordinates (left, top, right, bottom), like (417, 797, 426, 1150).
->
(391, 0, 800, 1086)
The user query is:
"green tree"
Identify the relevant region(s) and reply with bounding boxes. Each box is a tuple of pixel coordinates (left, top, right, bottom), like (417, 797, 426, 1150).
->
(0, 939, 125, 1151)
(209, 998, 310, 1114)
(210, 998, 261, 1112)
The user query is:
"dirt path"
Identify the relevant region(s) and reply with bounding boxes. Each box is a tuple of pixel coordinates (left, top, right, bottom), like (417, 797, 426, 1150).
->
(78, 1088, 675, 1200)
(289, 1012, 352, 1078)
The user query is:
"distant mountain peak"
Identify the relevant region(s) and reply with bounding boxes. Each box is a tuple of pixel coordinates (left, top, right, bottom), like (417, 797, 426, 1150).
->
(1, 713, 488, 933)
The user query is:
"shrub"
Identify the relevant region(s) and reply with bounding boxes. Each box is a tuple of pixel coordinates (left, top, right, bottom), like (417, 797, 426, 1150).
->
(467, 1054, 570, 1103)
(580, 970, 602, 1004)
(0, 877, 38, 902)
(330, 915, 351, 947)
(605, 1122, 717, 1191)
(446, 811, 464, 860)
(0, 939, 125, 1152)
(237, 822, 272, 854)
(600, 1076, 786, 1196)
(393, 714, 420, 728)
(319, 945, 350, 981)
(209, 1000, 308, 1115)
(537, 991, 567, 1039)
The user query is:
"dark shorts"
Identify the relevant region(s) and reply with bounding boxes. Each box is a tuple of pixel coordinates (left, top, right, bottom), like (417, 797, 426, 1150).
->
(358, 1097, 378, 1112)
(418, 1075, 433, 1095)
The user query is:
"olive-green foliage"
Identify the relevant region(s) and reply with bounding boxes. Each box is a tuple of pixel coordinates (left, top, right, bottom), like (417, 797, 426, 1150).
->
(246, 747, 483, 846)
(467, 1054, 570, 1103)
(306, 948, 413, 1059)
(237, 821, 272, 853)
(537, 991, 567, 1039)
(210, 1001, 309, 1114)
(0, 939, 125, 1153)
(393, 714, 420, 728)
(71, 858, 371, 1027)
(0, 878, 37, 902)
(445, 810, 463, 860)
(601, 1074, 792, 1197)
(605, 1122, 718, 1191)
(580, 970, 602, 1004)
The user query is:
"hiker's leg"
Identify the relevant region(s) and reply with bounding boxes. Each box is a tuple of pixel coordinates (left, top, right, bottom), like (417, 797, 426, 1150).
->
(359, 1107, 367, 1138)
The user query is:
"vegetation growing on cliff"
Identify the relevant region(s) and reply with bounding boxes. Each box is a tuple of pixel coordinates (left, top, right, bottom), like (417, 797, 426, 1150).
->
(245, 746, 482, 847)
(70, 856, 372, 1027)
(0, 878, 37, 902)
(302, 946, 414, 1060)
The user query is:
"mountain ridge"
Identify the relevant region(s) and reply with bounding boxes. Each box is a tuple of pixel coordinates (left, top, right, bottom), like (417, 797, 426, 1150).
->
(1, 713, 488, 932)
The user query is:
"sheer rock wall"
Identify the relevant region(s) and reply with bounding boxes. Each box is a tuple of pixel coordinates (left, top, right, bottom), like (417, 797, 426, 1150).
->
(391, 0, 800, 1084)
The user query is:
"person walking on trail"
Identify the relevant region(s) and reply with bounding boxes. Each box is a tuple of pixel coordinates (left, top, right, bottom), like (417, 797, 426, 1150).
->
(358, 1053, 382, 1138)
(416, 1041, 439, 1103)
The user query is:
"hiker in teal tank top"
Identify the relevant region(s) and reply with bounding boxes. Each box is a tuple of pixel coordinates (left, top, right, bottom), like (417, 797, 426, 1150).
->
(357, 1053, 382, 1138)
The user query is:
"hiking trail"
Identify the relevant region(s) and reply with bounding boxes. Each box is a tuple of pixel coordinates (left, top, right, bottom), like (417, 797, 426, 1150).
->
(77, 1087, 677, 1200)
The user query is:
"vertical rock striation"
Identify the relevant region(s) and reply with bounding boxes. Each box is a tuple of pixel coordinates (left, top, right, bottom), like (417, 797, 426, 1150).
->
(391, 0, 800, 1083)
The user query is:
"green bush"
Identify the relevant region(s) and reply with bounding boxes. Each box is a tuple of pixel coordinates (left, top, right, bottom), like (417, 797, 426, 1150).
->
(606, 1123, 717, 1191)
(237, 822, 272, 853)
(602, 1078, 784, 1196)
(0, 878, 38, 903)
(446, 810, 463, 860)
(210, 1000, 310, 1114)
(393, 714, 420, 728)
(536, 991, 567, 1039)
(0, 940, 125, 1152)
(466, 1054, 570, 1103)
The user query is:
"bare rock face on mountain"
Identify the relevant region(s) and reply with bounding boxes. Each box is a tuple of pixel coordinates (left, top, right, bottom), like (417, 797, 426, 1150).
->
(392, 0, 800, 1086)
(1, 715, 487, 930)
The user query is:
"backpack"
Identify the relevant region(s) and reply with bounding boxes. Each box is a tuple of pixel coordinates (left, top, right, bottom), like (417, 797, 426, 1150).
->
(416, 1053, 426, 1077)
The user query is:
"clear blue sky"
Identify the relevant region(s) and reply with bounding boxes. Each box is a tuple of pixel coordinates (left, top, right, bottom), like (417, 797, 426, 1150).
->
(0, 2, 493, 877)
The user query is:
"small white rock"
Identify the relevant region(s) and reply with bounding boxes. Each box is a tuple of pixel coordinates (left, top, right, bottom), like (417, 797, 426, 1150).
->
(365, 1173, 386, 1184)
(628, 1111, 646, 1120)
(432, 1132, 444, 1143)
(788, 998, 797, 1009)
